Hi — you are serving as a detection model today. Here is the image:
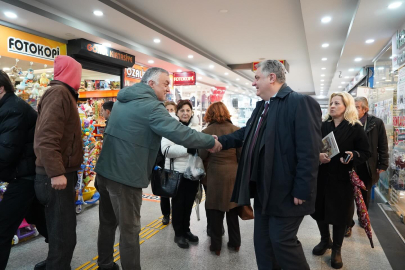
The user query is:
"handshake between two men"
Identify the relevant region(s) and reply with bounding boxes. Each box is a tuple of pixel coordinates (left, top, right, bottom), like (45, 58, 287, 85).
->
(208, 135, 222, 153)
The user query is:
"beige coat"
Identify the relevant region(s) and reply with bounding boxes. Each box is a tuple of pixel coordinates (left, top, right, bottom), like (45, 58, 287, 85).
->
(200, 122, 241, 212)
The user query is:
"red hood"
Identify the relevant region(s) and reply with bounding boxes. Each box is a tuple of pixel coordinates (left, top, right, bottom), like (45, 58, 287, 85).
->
(53, 55, 82, 90)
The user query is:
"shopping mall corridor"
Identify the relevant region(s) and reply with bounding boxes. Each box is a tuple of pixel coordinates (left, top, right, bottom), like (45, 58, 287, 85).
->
(7, 186, 393, 270)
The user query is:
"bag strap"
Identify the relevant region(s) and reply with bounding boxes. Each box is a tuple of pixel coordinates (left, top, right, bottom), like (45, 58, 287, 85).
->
(164, 146, 175, 172)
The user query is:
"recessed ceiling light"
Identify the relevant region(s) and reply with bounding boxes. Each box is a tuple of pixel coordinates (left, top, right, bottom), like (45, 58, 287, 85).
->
(219, 9, 228, 13)
(321, 16, 332, 23)
(236, 78, 240, 81)
(354, 58, 362, 62)
(93, 10, 103, 16)
(148, 60, 154, 64)
(322, 58, 327, 61)
(376, 82, 380, 84)
(102, 43, 111, 47)
(4, 12, 17, 18)
(382, 77, 386, 79)
(153, 38, 161, 43)
(321, 74, 325, 77)
(321, 67, 326, 70)
(341, 82, 346, 84)
(321, 80, 324, 82)
(321, 84, 324, 86)
(378, 67, 384, 70)
(197, 76, 202, 80)
(188, 55, 193, 59)
(224, 73, 228, 75)
(177, 69, 182, 72)
(3, 67, 10, 71)
(385, 79, 391, 81)
(209, 65, 214, 69)
(345, 76, 349, 78)
(338, 86, 342, 88)
(322, 43, 329, 48)
(365, 39, 375, 44)
(388, 2, 402, 9)
(245, 83, 248, 85)
(348, 68, 354, 71)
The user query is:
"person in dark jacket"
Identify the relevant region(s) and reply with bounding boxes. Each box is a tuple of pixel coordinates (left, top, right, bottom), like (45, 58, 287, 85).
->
(213, 60, 322, 270)
(344, 97, 389, 237)
(34, 56, 84, 270)
(312, 92, 370, 269)
(0, 70, 47, 270)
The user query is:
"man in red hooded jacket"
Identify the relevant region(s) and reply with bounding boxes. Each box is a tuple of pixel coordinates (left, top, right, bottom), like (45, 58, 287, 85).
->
(34, 55, 83, 270)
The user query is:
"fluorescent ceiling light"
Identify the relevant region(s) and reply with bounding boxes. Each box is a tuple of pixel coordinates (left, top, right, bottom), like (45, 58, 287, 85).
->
(322, 58, 327, 61)
(354, 58, 362, 62)
(148, 60, 154, 64)
(93, 10, 103, 16)
(365, 39, 375, 44)
(153, 39, 161, 43)
(188, 55, 193, 58)
(321, 16, 332, 23)
(4, 12, 17, 18)
(388, 2, 402, 9)
(322, 43, 329, 48)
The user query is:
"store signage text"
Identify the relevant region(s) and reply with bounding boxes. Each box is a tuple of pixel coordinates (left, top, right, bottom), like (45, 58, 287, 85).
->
(173, 71, 196, 86)
(86, 43, 134, 64)
(393, 116, 405, 127)
(8, 37, 60, 61)
(125, 66, 146, 79)
(393, 23, 405, 71)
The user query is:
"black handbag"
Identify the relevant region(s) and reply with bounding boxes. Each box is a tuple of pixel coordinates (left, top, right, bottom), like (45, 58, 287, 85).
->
(151, 147, 182, 197)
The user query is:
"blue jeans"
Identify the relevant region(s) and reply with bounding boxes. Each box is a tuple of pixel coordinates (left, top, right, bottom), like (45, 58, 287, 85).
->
(35, 172, 77, 270)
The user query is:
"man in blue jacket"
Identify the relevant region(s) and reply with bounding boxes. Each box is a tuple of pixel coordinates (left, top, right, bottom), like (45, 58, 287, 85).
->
(214, 60, 322, 270)
(95, 67, 221, 270)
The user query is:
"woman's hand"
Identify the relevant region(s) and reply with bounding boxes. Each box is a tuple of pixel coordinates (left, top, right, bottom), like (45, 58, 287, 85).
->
(319, 153, 331, 164)
(340, 151, 353, 164)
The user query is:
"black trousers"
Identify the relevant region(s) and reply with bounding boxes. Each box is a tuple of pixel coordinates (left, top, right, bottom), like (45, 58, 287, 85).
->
(361, 176, 373, 210)
(160, 197, 171, 217)
(254, 197, 309, 270)
(171, 177, 199, 237)
(210, 208, 240, 250)
(0, 178, 48, 270)
(316, 220, 346, 248)
(35, 172, 77, 270)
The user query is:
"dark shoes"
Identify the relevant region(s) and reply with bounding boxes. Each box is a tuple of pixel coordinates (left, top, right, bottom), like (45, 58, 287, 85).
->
(344, 226, 352, 237)
(34, 260, 46, 270)
(98, 262, 120, 270)
(174, 236, 189, 248)
(312, 238, 333, 256)
(184, 231, 199, 243)
(227, 242, 240, 252)
(209, 245, 221, 256)
(162, 215, 170, 225)
(331, 248, 343, 269)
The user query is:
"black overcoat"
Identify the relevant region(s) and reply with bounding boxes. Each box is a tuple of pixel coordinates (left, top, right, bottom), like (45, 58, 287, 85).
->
(311, 120, 370, 226)
(219, 86, 322, 217)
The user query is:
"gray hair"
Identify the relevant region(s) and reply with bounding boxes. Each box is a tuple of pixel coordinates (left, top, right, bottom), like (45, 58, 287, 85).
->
(257, 60, 286, 84)
(140, 67, 169, 85)
(354, 96, 369, 110)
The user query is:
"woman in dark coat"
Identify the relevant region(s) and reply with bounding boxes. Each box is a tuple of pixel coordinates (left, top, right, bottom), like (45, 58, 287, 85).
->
(0, 70, 47, 269)
(199, 102, 241, 256)
(311, 92, 370, 269)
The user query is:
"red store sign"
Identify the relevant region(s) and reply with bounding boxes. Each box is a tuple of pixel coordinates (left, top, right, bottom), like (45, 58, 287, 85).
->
(173, 71, 196, 86)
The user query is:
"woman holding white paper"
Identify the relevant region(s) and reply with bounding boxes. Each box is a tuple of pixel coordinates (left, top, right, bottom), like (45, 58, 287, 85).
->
(311, 92, 370, 269)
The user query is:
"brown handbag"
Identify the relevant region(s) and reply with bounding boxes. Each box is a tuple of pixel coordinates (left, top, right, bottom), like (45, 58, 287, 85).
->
(237, 205, 254, 220)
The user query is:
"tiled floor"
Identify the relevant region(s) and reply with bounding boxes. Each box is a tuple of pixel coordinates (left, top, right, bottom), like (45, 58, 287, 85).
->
(7, 185, 393, 270)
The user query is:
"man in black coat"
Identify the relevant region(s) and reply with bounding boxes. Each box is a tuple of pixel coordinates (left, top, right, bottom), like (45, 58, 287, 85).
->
(213, 60, 322, 270)
(0, 71, 47, 270)
(345, 97, 389, 237)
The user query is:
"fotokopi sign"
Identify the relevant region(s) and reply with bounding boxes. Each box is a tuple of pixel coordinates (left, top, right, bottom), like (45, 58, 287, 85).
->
(173, 71, 196, 86)
(0, 25, 67, 65)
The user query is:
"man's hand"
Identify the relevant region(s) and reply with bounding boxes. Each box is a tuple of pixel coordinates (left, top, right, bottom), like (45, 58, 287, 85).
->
(377, 169, 385, 174)
(294, 197, 305, 205)
(319, 153, 331, 164)
(212, 135, 218, 140)
(51, 175, 67, 190)
(208, 139, 222, 153)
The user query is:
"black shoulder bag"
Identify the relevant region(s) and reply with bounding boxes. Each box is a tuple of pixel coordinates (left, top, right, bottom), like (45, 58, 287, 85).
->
(151, 146, 182, 197)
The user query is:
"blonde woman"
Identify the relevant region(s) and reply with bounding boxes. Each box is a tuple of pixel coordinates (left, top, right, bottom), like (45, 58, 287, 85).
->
(311, 92, 370, 269)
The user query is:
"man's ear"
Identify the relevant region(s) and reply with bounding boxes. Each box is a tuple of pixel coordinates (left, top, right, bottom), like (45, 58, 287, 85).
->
(148, 80, 154, 88)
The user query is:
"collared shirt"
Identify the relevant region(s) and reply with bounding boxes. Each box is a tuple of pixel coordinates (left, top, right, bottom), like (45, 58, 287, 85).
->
(255, 94, 276, 133)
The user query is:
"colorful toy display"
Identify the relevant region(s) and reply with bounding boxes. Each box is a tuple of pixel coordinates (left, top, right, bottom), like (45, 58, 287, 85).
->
(39, 72, 49, 87)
